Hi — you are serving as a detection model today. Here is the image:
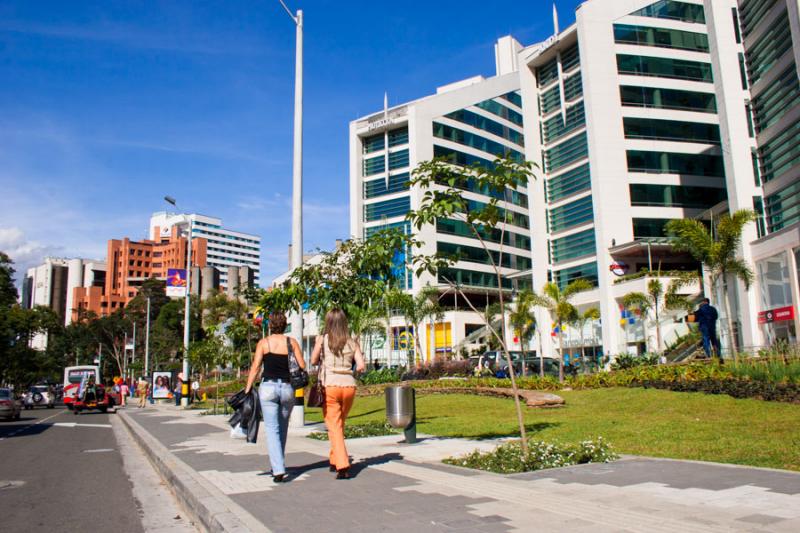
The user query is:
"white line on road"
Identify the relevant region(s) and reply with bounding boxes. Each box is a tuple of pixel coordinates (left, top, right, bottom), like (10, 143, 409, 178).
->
(0, 410, 66, 441)
(54, 422, 112, 429)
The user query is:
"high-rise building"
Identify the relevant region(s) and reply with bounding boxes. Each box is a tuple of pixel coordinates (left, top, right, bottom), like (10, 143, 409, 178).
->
(150, 212, 261, 290)
(350, 37, 530, 362)
(738, 0, 800, 344)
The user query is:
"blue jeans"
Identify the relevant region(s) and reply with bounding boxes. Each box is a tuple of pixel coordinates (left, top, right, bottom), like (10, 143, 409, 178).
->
(258, 381, 295, 476)
(701, 327, 721, 359)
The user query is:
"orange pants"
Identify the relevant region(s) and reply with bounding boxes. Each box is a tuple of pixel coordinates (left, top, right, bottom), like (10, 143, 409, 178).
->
(323, 386, 356, 470)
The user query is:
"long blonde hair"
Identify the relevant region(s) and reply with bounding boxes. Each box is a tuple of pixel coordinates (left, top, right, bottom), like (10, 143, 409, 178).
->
(325, 308, 350, 355)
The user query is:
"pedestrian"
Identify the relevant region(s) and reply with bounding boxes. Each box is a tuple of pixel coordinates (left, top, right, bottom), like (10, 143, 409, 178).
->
(191, 377, 201, 403)
(174, 374, 183, 406)
(120, 381, 129, 407)
(311, 308, 366, 480)
(137, 378, 148, 408)
(244, 311, 306, 483)
(694, 298, 722, 362)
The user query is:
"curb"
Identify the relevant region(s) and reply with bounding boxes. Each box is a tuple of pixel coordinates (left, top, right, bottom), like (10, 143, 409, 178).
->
(118, 409, 270, 533)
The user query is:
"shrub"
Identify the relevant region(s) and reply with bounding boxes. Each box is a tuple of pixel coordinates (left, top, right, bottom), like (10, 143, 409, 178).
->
(359, 367, 403, 385)
(307, 421, 397, 440)
(402, 359, 473, 380)
(443, 437, 617, 474)
(610, 353, 658, 371)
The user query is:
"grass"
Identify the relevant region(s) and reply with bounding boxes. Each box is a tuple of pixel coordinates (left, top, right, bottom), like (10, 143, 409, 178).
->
(305, 388, 800, 471)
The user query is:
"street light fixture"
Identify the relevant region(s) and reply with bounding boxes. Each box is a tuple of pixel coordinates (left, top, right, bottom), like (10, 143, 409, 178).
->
(165, 195, 191, 407)
(278, 0, 304, 349)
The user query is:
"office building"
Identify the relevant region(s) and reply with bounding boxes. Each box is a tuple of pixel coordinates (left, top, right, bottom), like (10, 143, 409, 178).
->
(738, 0, 800, 344)
(150, 212, 261, 290)
(350, 37, 531, 362)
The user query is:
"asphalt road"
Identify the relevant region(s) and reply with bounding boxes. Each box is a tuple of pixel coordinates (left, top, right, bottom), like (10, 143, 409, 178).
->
(0, 406, 144, 531)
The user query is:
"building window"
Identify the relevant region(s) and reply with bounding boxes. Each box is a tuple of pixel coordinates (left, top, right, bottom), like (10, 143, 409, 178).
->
(500, 91, 523, 107)
(552, 262, 599, 291)
(630, 0, 706, 24)
(362, 133, 385, 154)
(434, 145, 493, 169)
(363, 155, 385, 176)
(544, 132, 588, 173)
(758, 120, 800, 183)
(619, 85, 716, 113)
(549, 195, 594, 233)
(551, 229, 596, 263)
(744, 11, 791, 85)
(623, 117, 720, 144)
(765, 181, 800, 232)
(613, 24, 710, 53)
(617, 54, 713, 82)
(363, 173, 410, 199)
(474, 99, 524, 126)
(751, 64, 800, 134)
(433, 123, 523, 160)
(436, 218, 531, 251)
(388, 127, 409, 147)
(561, 44, 580, 72)
(438, 267, 512, 290)
(438, 242, 531, 270)
(443, 109, 524, 146)
(364, 196, 411, 222)
(388, 149, 409, 170)
(632, 218, 671, 239)
(539, 84, 562, 115)
(547, 163, 591, 202)
(536, 56, 559, 87)
(542, 103, 585, 144)
(629, 184, 727, 209)
(626, 150, 725, 177)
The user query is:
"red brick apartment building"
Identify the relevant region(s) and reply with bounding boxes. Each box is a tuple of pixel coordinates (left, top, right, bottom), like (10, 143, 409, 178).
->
(72, 226, 206, 320)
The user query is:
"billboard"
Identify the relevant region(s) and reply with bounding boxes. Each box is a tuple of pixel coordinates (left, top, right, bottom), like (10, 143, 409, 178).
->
(152, 371, 173, 399)
(166, 268, 187, 297)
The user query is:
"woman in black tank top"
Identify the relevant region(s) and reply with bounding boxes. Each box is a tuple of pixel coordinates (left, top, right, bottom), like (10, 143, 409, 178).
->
(245, 312, 305, 482)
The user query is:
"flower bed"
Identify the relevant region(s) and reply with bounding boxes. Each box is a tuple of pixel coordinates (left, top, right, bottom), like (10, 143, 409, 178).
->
(306, 421, 398, 440)
(443, 437, 617, 474)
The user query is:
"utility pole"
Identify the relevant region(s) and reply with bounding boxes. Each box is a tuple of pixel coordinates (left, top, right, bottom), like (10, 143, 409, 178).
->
(145, 296, 151, 380)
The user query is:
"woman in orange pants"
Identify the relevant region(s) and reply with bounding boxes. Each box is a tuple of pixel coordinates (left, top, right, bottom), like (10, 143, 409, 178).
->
(311, 308, 366, 479)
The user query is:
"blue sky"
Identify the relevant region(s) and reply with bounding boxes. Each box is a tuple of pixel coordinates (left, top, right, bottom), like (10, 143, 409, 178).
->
(0, 0, 583, 286)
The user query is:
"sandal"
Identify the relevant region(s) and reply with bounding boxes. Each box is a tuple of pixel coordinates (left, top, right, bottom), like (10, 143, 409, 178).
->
(336, 468, 351, 480)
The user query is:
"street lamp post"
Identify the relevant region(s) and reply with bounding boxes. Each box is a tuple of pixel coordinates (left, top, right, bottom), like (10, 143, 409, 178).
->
(279, 0, 304, 350)
(165, 196, 192, 407)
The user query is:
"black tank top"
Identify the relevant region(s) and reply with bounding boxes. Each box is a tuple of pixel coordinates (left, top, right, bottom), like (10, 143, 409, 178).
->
(262, 337, 291, 381)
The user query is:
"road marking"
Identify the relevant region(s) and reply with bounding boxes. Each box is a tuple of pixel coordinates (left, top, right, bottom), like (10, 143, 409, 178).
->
(0, 410, 66, 441)
(83, 448, 115, 453)
(0, 480, 25, 490)
(54, 422, 112, 429)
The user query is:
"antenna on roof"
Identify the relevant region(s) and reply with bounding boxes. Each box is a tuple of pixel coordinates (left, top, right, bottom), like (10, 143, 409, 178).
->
(553, 3, 559, 35)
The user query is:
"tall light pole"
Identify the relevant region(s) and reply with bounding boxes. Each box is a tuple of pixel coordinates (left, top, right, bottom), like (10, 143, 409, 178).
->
(165, 196, 192, 407)
(279, 0, 304, 349)
(144, 296, 151, 380)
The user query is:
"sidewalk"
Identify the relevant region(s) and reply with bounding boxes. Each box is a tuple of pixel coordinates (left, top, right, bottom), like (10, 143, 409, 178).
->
(119, 404, 800, 532)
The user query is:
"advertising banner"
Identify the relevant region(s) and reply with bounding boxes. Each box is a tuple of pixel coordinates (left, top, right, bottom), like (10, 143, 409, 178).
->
(166, 268, 187, 297)
(152, 371, 173, 399)
(758, 306, 795, 324)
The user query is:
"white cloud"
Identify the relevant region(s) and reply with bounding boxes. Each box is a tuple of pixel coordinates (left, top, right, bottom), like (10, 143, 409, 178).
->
(0, 226, 63, 285)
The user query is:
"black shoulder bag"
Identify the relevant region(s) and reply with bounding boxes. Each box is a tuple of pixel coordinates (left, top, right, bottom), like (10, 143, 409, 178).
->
(287, 338, 309, 389)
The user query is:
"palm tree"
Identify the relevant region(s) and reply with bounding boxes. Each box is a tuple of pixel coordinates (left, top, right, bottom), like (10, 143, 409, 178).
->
(389, 285, 441, 366)
(347, 305, 384, 366)
(571, 307, 600, 372)
(621, 272, 695, 354)
(509, 289, 536, 377)
(531, 279, 592, 382)
(666, 210, 756, 361)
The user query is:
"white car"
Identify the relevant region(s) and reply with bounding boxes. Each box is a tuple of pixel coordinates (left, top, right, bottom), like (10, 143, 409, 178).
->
(23, 386, 55, 409)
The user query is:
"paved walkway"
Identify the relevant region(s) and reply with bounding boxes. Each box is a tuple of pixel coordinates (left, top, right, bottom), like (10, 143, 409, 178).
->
(120, 404, 800, 532)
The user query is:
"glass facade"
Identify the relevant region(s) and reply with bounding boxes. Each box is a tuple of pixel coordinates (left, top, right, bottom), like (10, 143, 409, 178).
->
(547, 163, 591, 202)
(364, 197, 410, 222)
(500, 91, 523, 107)
(740, 0, 778, 38)
(629, 184, 727, 208)
(632, 218, 670, 238)
(744, 12, 792, 85)
(563, 72, 583, 102)
(363, 173, 410, 199)
(617, 54, 713, 82)
(623, 117, 721, 144)
(627, 150, 725, 177)
(438, 267, 512, 290)
(388, 127, 409, 147)
(543, 103, 585, 144)
(614, 24, 709, 52)
(436, 218, 531, 251)
(438, 175, 528, 208)
(475, 98, 524, 126)
(630, 0, 706, 24)
(433, 123, 523, 160)
(434, 145, 493, 168)
(363, 133, 385, 154)
(758, 120, 800, 183)
(765, 181, 800, 232)
(537, 56, 559, 87)
(620, 85, 716, 113)
(438, 242, 531, 270)
(443, 109, 524, 146)
(561, 44, 580, 72)
(549, 195, 594, 233)
(551, 229, 596, 263)
(553, 262, 599, 290)
(388, 149, 409, 170)
(539, 84, 561, 115)
(751, 64, 800, 134)
(544, 132, 588, 173)
(363, 155, 385, 176)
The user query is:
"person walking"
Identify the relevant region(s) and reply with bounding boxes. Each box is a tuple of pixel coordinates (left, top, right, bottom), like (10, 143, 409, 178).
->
(119, 381, 129, 407)
(245, 312, 305, 483)
(311, 308, 366, 480)
(174, 374, 183, 406)
(694, 298, 722, 362)
(136, 378, 148, 408)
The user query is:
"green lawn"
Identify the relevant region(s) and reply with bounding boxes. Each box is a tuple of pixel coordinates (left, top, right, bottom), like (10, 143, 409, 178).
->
(305, 388, 800, 471)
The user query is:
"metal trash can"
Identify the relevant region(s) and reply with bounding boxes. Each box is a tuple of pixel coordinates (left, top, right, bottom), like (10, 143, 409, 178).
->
(385, 385, 416, 443)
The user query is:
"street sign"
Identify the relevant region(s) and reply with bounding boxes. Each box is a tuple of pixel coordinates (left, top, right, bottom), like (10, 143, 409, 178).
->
(758, 306, 795, 324)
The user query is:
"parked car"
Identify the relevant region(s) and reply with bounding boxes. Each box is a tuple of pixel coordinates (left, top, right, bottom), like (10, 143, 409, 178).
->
(23, 385, 55, 409)
(0, 388, 22, 420)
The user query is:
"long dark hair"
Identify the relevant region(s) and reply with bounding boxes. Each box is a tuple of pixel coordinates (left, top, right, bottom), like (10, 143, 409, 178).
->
(325, 308, 349, 355)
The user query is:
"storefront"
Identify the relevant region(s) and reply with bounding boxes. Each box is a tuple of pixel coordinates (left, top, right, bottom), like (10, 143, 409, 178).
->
(751, 225, 800, 347)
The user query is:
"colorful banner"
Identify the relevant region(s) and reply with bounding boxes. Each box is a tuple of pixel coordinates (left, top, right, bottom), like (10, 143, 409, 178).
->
(166, 268, 187, 297)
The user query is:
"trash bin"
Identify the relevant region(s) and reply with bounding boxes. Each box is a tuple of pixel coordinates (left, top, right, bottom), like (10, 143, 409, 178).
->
(385, 385, 416, 443)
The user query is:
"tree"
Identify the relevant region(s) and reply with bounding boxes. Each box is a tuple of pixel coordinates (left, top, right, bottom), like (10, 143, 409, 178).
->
(531, 279, 592, 382)
(570, 307, 600, 372)
(508, 289, 536, 377)
(406, 155, 537, 452)
(0, 252, 18, 308)
(385, 285, 442, 366)
(91, 310, 131, 378)
(666, 210, 756, 360)
(621, 273, 695, 354)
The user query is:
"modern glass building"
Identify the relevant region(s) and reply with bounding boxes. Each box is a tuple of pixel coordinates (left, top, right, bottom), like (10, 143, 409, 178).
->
(349, 38, 531, 362)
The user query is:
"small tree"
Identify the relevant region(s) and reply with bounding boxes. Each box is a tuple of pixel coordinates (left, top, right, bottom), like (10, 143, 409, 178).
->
(666, 210, 756, 361)
(531, 279, 592, 382)
(621, 273, 695, 354)
(407, 155, 537, 451)
(571, 307, 600, 372)
(508, 289, 536, 377)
